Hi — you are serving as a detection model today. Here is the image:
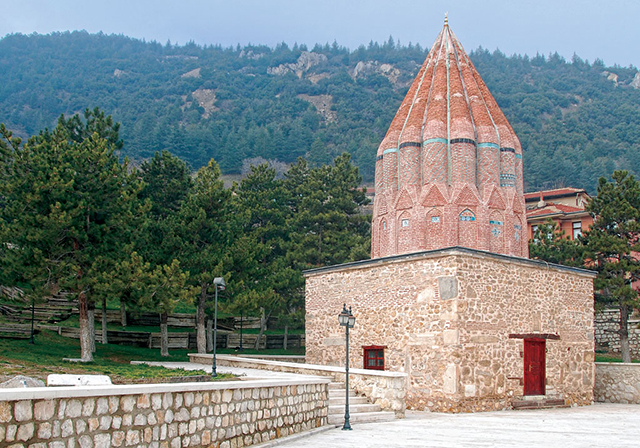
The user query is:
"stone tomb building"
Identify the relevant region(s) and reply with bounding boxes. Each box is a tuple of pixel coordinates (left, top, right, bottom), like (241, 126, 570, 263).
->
(304, 22, 596, 412)
(305, 248, 596, 412)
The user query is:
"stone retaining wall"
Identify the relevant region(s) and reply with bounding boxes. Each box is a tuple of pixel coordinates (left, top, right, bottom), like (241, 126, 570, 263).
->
(594, 309, 640, 357)
(594, 362, 640, 404)
(189, 354, 406, 417)
(0, 378, 329, 448)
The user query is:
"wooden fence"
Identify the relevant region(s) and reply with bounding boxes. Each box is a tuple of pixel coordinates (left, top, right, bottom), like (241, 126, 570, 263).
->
(55, 327, 304, 350)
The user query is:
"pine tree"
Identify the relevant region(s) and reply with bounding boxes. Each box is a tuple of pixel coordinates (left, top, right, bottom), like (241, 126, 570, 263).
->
(143, 260, 195, 357)
(285, 153, 370, 270)
(0, 111, 144, 361)
(528, 219, 583, 266)
(584, 171, 640, 363)
(176, 159, 234, 353)
(227, 163, 298, 348)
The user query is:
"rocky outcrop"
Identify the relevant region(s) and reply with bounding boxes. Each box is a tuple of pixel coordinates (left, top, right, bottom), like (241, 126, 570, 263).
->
(239, 49, 266, 60)
(182, 89, 217, 119)
(351, 61, 401, 85)
(267, 51, 328, 78)
(297, 94, 337, 122)
(602, 71, 619, 86)
(113, 69, 126, 78)
(631, 71, 640, 89)
(181, 68, 201, 79)
(0, 376, 44, 388)
(192, 89, 217, 118)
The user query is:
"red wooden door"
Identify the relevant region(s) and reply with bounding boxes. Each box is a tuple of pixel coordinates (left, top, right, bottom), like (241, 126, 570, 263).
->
(523, 339, 546, 396)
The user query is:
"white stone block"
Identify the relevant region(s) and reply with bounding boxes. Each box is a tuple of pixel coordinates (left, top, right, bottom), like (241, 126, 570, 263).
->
(14, 401, 32, 422)
(47, 375, 111, 387)
(94, 433, 111, 448)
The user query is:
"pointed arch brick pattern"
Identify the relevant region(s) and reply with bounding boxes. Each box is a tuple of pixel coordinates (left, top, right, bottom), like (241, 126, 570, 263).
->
(371, 22, 528, 258)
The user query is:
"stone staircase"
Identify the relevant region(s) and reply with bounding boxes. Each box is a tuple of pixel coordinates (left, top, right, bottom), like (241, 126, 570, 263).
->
(327, 382, 395, 425)
(512, 386, 570, 410)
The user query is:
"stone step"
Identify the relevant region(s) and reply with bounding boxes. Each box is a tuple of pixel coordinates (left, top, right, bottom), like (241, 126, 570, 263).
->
(512, 398, 568, 410)
(328, 403, 381, 415)
(328, 382, 344, 390)
(328, 411, 396, 425)
(329, 396, 370, 406)
(328, 389, 357, 397)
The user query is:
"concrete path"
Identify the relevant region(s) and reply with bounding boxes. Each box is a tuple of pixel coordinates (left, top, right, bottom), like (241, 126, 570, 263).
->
(264, 403, 640, 448)
(142, 361, 639, 447)
(133, 361, 322, 380)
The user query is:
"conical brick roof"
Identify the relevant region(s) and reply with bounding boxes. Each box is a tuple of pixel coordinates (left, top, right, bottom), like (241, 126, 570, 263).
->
(371, 19, 528, 259)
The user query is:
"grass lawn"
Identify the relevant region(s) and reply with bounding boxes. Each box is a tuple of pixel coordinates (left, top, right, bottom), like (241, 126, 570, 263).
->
(0, 330, 234, 384)
(595, 353, 640, 363)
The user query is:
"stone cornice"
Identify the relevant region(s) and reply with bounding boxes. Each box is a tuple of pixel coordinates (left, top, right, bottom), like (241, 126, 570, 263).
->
(303, 246, 597, 278)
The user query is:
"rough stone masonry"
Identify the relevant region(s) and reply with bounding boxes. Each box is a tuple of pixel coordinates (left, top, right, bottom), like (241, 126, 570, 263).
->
(305, 247, 596, 412)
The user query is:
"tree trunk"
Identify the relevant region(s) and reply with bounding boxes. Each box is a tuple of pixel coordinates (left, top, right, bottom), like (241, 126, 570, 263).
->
(78, 292, 93, 362)
(283, 325, 288, 351)
(160, 312, 169, 357)
(206, 318, 213, 352)
(120, 298, 127, 328)
(620, 304, 632, 363)
(254, 308, 268, 351)
(101, 297, 108, 344)
(88, 301, 96, 353)
(196, 284, 207, 353)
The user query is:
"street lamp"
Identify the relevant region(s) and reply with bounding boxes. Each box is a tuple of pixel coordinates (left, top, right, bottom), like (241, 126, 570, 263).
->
(338, 304, 356, 430)
(212, 277, 226, 378)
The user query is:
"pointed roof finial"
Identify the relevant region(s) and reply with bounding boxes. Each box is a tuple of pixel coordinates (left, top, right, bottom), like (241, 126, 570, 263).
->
(444, 12, 449, 26)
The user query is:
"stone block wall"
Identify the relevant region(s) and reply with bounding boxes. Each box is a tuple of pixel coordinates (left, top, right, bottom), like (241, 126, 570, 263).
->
(594, 308, 640, 357)
(305, 247, 596, 413)
(0, 378, 328, 448)
(189, 354, 406, 417)
(594, 363, 640, 403)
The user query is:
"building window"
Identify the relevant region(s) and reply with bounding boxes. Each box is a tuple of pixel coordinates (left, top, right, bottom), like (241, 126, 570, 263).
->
(459, 209, 475, 221)
(401, 219, 409, 227)
(431, 216, 441, 223)
(363, 346, 385, 370)
(572, 221, 582, 239)
(382, 221, 386, 230)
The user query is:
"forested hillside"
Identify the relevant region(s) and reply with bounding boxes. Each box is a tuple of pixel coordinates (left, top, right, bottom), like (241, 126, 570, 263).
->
(1, 31, 639, 192)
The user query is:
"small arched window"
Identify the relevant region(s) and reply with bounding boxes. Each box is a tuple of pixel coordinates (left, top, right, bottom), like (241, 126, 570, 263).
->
(459, 209, 476, 221)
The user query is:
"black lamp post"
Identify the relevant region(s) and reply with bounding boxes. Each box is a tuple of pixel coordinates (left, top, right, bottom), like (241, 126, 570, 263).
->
(212, 277, 225, 378)
(338, 304, 356, 430)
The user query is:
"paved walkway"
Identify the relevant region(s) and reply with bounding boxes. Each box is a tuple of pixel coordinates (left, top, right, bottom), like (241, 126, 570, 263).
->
(265, 404, 640, 448)
(144, 361, 640, 447)
(134, 361, 321, 380)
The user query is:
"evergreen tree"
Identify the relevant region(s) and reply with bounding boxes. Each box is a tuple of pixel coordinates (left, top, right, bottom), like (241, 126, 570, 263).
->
(528, 219, 583, 266)
(143, 260, 195, 357)
(584, 171, 640, 363)
(0, 111, 144, 361)
(285, 153, 371, 270)
(176, 159, 234, 353)
(227, 163, 298, 348)
(140, 150, 194, 220)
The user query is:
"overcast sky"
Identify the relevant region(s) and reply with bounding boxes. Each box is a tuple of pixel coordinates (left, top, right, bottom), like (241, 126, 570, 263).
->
(1, 0, 638, 68)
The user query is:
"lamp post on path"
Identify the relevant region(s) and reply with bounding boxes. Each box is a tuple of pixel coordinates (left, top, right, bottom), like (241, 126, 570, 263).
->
(212, 277, 225, 377)
(338, 304, 356, 430)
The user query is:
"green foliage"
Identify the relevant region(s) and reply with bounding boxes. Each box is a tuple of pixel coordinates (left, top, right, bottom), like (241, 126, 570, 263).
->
(140, 150, 194, 220)
(284, 153, 370, 269)
(583, 170, 640, 362)
(0, 109, 145, 360)
(584, 171, 640, 305)
(4, 32, 637, 191)
(0, 329, 226, 381)
(0, 110, 144, 300)
(528, 219, 583, 266)
(225, 154, 371, 330)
